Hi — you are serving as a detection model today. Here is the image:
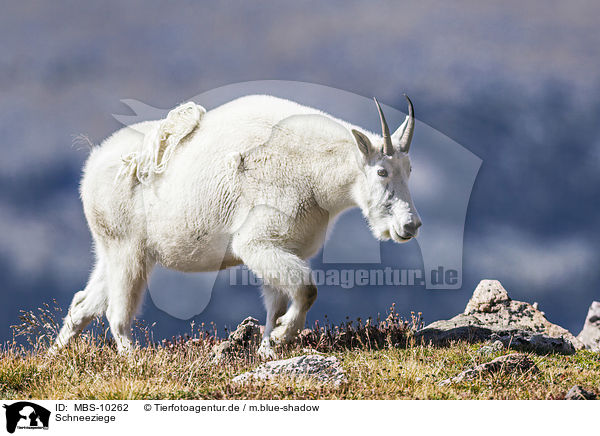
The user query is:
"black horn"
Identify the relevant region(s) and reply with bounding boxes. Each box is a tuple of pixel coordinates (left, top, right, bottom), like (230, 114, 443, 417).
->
(398, 94, 414, 153)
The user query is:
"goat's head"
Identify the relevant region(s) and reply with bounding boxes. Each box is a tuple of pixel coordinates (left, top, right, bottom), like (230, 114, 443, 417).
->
(351, 95, 421, 243)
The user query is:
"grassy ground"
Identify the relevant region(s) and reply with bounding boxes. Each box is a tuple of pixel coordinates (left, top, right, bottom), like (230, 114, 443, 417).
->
(1, 304, 599, 400)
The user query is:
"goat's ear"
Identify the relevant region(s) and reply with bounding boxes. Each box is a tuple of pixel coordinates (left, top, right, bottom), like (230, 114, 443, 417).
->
(351, 129, 374, 157)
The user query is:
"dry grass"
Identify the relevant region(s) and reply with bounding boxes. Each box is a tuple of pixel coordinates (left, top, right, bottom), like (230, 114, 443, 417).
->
(1, 303, 599, 400)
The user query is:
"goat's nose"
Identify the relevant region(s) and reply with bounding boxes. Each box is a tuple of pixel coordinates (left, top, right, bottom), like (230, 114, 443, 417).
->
(403, 219, 422, 237)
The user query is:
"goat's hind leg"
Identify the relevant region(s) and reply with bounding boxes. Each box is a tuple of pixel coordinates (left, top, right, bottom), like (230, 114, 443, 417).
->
(49, 258, 108, 354)
(104, 242, 150, 353)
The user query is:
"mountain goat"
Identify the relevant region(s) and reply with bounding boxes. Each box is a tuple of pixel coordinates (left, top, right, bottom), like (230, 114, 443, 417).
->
(50, 94, 421, 358)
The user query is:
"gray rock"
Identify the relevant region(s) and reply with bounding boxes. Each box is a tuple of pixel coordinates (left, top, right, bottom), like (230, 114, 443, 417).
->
(576, 301, 600, 352)
(415, 280, 582, 354)
(439, 353, 538, 386)
(477, 340, 505, 355)
(489, 332, 576, 355)
(228, 316, 262, 348)
(232, 354, 347, 386)
(464, 280, 511, 314)
(211, 340, 233, 362)
(210, 317, 262, 363)
(564, 385, 597, 400)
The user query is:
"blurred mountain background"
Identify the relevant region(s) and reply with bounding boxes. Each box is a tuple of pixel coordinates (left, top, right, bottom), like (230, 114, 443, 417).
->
(1, 0, 598, 342)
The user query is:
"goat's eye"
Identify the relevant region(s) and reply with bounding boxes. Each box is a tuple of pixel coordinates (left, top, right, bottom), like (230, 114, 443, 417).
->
(377, 168, 388, 178)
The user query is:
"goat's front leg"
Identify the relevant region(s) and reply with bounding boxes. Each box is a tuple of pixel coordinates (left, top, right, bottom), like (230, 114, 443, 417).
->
(233, 239, 315, 353)
(269, 282, 317, 344)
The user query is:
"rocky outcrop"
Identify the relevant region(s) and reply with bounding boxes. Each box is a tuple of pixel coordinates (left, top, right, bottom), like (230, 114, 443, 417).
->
(439, 353, 538, 386)
(415, 280, 582, 354)
(232, 354, 347, 386)
(576, 301, 600, 352)
(210, 317, 262, 363)
(564, 385, 597, 400)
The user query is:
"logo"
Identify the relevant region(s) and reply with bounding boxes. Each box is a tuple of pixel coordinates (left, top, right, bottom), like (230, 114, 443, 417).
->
(3, 402, 50, 433)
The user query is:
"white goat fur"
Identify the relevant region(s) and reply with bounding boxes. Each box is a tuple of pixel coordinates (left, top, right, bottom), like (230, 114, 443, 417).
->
(51, 95, 421, 357)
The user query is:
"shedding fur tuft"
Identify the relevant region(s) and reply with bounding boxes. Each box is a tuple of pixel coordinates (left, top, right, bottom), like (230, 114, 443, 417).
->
(116, 102, 206, 184)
